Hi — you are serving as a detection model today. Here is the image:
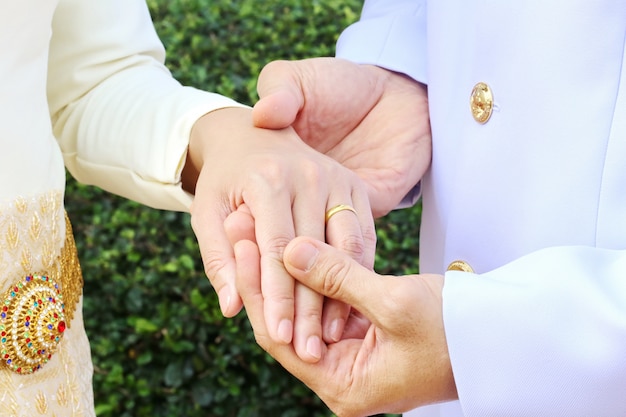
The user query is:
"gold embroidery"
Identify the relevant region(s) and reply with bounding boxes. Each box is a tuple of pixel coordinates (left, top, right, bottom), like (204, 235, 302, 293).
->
(6, 222, 18, 250)
(20, 247, 33, 274)
(0, 192, 83, 375)
(56, 383, 69, 407)
(0, 192, 93, 416)
(41, 239, 55, 271)
(30, 212, 42, 242)
(59, 214, 82, 327)
(14, 197, 27, 215)
(35, 390, 49, 414)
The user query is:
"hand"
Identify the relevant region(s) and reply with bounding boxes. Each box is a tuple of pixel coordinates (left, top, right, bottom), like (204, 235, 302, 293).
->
(235, 236, 457, 417)
(224, 203, 368, 350)
(253, 57, 431, 218)
(182, 107, 376, 362)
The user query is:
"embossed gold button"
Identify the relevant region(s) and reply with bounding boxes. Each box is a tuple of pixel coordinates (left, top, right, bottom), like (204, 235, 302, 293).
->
(470, 82, 493, 124)
(447, 260, 475, 273)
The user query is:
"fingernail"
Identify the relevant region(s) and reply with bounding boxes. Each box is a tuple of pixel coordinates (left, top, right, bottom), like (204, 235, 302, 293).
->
(329, 318, 345, 343)
(277, 319, 293, 344)
(306, 335, 322, 360)
(218, 288, 231, 316)
(288, 242, 319, 272)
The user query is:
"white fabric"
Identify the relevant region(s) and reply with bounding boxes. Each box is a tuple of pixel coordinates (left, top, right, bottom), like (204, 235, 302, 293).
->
(0, 0, 244, 211)
(337, 0, 626, 416)
(1, 0, 245, 414)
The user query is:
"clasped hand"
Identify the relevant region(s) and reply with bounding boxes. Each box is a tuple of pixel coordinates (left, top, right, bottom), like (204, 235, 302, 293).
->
(184, 105, 376, 361)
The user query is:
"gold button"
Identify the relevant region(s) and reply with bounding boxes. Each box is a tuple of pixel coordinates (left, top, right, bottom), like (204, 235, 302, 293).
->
(447, 260, 475, 273)
(470, 82, 494, 124)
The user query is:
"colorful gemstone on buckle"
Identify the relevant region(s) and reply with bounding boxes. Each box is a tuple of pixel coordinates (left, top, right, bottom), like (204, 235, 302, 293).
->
(0, 274, 66, 374)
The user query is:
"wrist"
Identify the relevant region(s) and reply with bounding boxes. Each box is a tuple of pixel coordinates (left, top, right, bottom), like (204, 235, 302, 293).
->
(181, 107, 252, 194)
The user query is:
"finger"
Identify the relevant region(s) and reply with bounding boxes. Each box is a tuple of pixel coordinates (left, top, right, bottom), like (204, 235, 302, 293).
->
(322, 184, 376, 342)
(290, 176, 328, 362)
(249, 190, 297, 345)
(235, 239, 323, 376)
(324, 189, 374, 268)
(190, 200, 243, 318)
(321, 199, 360, 343)
(224, 204, 256, 245)
(252, 60, 304, 129)
(236, 239, 366, 417)
(321, 298, 351, 343)
(340, 309, 371, 340)
(234, 239, 273, 342)
(283, 237, 390, 328)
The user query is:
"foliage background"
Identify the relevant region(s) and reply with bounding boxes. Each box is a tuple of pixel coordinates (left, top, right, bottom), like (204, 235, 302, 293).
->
(65, 0, 422, 416)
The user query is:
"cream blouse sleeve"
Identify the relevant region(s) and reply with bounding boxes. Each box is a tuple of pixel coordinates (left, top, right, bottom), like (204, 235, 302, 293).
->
(47, 0, 245, 211)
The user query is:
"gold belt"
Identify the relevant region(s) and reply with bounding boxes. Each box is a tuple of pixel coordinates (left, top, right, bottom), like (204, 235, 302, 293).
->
(0, 213, 83, 374)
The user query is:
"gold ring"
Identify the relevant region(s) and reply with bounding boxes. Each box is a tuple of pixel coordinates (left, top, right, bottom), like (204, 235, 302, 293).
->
(325, 204, 357, 223)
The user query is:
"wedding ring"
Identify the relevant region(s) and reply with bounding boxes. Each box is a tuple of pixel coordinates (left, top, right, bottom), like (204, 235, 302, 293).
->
(325, 204, 357, 223)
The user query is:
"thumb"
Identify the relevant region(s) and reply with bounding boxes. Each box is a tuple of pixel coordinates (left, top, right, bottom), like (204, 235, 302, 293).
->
(252, 60, 304, 129)
(283, 237, 388, 326)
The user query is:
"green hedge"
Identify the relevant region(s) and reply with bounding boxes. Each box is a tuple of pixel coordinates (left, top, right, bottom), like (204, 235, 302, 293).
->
(65, 1, 421, 416)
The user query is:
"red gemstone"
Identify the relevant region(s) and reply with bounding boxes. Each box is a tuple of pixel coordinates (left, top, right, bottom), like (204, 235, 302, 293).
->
(57, 321, 66, 333)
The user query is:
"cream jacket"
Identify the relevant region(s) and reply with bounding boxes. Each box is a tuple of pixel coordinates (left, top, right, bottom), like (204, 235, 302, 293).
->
(1, 0, 242, 415)
(338, 1, 626, 416)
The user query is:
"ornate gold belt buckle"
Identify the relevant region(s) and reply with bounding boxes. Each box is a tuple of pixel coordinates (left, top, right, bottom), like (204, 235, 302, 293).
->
(1, 274, 66, 374)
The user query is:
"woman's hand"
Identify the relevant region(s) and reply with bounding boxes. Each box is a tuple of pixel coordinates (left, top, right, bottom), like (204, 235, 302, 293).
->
(183, 107, 376, 362)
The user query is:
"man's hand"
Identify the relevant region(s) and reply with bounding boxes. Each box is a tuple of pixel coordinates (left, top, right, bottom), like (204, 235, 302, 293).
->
(253, 58, 431, 218)
(182, 107, 376, 362)
(235, 236, 457, 417)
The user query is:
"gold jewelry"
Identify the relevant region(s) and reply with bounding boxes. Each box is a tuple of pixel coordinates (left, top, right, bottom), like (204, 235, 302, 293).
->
(325, 204, 357, 223)
(0, 213, 83, 374)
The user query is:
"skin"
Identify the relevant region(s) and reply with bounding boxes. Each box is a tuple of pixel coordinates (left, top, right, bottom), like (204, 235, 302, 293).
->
(182, 106, 375, 362)
(226, 58, 447, 414)
(183, 59, 431, 362)
(235, 235, 457, 417)
(252, 58, 431, 218)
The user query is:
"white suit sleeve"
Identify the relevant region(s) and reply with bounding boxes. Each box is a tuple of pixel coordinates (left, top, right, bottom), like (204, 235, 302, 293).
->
(443, 246, 626, 416)
(336, 0, 428, 84)
(48, 0, 246, 211)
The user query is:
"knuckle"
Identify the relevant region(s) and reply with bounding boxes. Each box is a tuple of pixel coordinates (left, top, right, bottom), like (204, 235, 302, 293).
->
(300, 159, 325, 183)
(320, 259, 353, 299)
(251, 158, 327, 194)
(263, 234, 293, 259)
(362, 223, 377, 246)
(250, 160, 289, 192)
(201, 249, 229, 282)
(294, 304, 322, 323)
(336, 232, 366, 262)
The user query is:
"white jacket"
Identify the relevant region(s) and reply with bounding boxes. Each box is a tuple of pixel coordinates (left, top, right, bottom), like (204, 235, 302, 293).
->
(337, 1, 626, 416)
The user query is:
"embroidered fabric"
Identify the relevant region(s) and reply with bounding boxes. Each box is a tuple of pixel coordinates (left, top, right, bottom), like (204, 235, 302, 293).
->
(0, 191, 94, 417)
